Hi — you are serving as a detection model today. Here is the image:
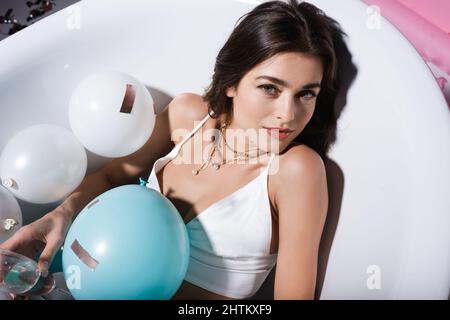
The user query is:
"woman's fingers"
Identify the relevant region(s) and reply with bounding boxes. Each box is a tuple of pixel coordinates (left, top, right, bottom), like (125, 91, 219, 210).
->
(37, 234, 63, 277)
(0, 227, 29, 252)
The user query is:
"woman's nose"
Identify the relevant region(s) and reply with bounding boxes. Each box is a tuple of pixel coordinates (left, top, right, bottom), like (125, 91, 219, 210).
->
(275, 96, 295, 121)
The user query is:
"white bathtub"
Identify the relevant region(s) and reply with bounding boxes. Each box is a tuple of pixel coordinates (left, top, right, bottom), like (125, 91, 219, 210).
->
(0, 0, 449, 299)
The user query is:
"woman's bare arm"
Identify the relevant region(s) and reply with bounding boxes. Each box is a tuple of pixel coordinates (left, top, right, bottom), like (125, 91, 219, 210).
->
(273, 145, 328, 300)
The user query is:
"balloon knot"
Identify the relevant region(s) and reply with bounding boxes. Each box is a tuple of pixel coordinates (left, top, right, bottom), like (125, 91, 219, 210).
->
(139, 177, 149, 186)
(3, 218, 18, 231)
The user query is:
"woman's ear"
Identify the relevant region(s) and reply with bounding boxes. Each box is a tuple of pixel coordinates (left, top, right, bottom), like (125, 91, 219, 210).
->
(226, 86, 236, 98)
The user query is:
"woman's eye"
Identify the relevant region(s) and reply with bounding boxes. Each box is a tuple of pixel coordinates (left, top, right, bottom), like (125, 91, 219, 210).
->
(299, 91, 317, 102)
(259, 85, 317, 102)
(259, 84, 278, 95)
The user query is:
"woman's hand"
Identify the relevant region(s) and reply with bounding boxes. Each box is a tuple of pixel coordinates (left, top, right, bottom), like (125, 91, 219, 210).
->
(0, 207, 73, 299)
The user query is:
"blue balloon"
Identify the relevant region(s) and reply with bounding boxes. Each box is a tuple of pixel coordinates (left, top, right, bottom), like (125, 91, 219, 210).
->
(49, 247, 63, 274)
(62, 184, 189, 300)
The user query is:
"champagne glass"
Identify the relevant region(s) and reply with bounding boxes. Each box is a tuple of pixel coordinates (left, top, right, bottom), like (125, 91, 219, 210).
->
(0, 248, 55, 295)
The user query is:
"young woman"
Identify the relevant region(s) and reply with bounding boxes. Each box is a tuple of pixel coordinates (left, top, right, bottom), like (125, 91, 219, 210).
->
(1, 0, 345, 299)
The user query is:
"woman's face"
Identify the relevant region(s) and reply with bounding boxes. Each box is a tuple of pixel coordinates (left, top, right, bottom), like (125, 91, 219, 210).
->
(225, 51, 323, 154)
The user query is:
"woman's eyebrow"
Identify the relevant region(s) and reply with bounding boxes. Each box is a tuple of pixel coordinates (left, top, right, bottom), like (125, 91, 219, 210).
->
(255, 75, 321, 90)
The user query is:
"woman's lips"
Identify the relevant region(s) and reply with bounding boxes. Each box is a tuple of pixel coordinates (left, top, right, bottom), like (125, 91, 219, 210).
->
(264, 127, 292, 140)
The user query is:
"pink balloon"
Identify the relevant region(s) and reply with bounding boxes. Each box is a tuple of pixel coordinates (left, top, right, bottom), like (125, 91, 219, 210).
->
(397, 0, 450, 34)
(363, 0, 450, 75)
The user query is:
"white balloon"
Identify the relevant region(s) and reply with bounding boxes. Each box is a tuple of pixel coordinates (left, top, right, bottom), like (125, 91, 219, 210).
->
(0, 186, 22, 243)
(0, 124, 87, 204)
(68, 70, 156, 158)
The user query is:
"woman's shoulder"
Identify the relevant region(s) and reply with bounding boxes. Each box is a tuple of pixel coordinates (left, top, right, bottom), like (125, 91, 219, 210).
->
(169, 92, 209, 144)
(172, 92, 209, 127)
(267, 143, 325, 220)
(278, 143, 324, 172)
(271, 143, 326, 205)
(273, 143, 327, 220)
